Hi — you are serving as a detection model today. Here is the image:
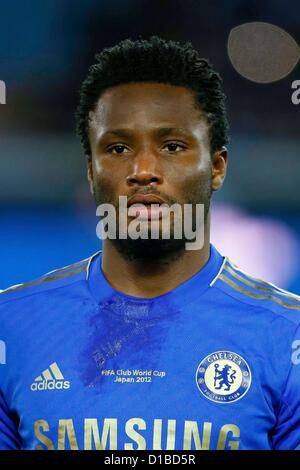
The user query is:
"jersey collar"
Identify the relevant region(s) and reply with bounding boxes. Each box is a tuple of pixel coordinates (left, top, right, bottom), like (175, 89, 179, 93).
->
(87, 244, 225, 318)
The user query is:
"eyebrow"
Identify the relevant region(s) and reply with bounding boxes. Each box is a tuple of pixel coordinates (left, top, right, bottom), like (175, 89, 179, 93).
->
(98, 127, 194, 140)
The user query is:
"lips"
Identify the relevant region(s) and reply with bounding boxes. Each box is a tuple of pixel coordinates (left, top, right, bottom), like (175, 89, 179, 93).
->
(127, 193, 169, 220)
(127, 194, 167, 207)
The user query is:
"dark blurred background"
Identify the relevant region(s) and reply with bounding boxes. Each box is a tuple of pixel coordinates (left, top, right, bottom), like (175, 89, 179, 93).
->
(0, 0, 299, 292)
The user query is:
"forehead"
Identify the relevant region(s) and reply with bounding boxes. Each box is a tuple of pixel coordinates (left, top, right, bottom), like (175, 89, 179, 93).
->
(90, 82, 207, 130)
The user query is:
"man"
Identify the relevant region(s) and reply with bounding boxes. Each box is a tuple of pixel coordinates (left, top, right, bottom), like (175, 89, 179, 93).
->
(1, 36, 300, 450)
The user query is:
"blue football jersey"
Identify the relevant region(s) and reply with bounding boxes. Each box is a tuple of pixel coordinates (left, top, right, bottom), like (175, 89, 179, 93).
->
(1, 244, 300, 450)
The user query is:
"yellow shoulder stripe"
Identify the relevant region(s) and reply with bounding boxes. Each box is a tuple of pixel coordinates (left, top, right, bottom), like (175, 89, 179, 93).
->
(219, 274, 300, 311)
(45, 257, 91, 276)
(227, 259, 300, 298)
(0, 265, 87, 296)
(224, 262, 300, 303)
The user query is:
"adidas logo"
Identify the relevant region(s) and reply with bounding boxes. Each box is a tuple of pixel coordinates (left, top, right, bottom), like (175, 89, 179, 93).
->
(30, 362, 70, 391)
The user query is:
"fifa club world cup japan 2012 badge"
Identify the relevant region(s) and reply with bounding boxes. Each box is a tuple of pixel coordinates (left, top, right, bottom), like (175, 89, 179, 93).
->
(196, 351, 251, 404)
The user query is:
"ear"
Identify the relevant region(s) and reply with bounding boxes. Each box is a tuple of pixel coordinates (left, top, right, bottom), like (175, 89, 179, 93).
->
(211, 147, 228, 192)
(86, 158, 94, 195)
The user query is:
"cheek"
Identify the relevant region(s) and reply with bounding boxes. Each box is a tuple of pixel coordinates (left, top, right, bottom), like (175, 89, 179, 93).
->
(93, 156, 111, 176)
(93, 157, 121, 186)
(166, 157, 211, 194)
(92, 157, 127, 204)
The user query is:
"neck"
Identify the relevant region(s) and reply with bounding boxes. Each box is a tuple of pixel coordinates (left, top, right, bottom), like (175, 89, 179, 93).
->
(101, 221, 211, 299)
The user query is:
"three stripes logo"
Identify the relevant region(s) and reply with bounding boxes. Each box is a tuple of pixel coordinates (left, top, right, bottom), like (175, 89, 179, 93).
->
(30, 362, 70, 391)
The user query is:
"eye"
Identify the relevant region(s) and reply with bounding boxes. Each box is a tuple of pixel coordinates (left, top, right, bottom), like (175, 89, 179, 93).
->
(162, 142, 186, 153)
(108, 144, 130, 155)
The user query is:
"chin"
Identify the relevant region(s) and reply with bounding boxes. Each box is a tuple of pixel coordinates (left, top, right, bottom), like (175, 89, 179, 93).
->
(111, 236, 187, 262)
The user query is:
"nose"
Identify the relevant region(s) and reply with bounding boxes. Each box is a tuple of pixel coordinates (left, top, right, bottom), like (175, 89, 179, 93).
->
(126, 150, 163, 187)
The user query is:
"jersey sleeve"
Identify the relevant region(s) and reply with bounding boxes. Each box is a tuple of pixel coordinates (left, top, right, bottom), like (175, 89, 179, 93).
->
(272, 324, 300, 450)
(0, 389, 21, 450)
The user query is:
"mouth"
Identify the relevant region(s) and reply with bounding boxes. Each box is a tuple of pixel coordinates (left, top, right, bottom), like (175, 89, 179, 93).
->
(127, 193, 167, 206)
(127, 194, 169, 220)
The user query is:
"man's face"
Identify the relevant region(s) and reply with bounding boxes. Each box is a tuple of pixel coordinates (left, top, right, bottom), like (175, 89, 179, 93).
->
(88, 82, 226, 260)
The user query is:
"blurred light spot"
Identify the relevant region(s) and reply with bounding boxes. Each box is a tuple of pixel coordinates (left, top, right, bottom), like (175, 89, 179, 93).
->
(228, 22, 300, 83)
(211, 204, 299, 288)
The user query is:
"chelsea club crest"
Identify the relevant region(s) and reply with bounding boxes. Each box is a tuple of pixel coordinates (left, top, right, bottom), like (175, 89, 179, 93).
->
(196, 351, 251, 404)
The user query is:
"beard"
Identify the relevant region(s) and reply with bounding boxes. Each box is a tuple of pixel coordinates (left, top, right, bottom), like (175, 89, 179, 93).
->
(93, 175, 212, 262)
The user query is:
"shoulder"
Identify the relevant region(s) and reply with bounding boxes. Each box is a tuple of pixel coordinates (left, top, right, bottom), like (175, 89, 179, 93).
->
(0, 254, 98, 306)
(212, 256, 300, 327)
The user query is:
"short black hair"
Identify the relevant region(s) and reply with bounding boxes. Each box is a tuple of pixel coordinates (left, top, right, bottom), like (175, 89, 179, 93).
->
(75, 36, 229, 158)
